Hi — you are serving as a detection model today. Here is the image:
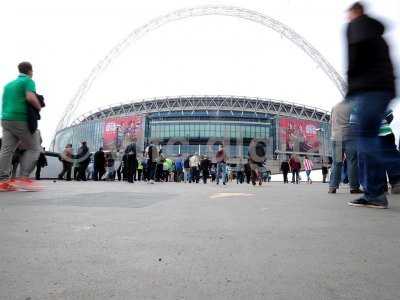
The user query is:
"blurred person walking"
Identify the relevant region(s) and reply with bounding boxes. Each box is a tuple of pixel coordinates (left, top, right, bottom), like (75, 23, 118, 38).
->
(280, 158, 290, 184)
(379, 110, 400, 194)
(329, 101, 362, 194)
(0, 62, 43, 191)
(303, 156, 314, 184)
(289, 155, 301, 184)
(345, 2, 396, 208)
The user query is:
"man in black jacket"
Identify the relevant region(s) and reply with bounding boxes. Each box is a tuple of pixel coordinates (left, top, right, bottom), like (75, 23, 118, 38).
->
(346, 2, 396, 209)
(77, 141, 91, 181)
(35, 147, 47, 180)
(280, 159, 290, 184)
(125, 142, 137, 183)
(93, 147, 106, 181)
(200, 155, 211, 184)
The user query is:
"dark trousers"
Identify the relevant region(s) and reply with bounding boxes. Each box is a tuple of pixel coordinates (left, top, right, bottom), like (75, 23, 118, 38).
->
(137, 169, 143, 181)
(59, 161, 72, 180)
(35, 166, 42, 180)
(202, 169, 209, 184)
(93, 166, 105, 181)
(155, 164, 163, 181)
(329, 140, 359, 190)
(175, 169, 183, 182)
(190, 167, 199, 183)
(77, 162, 89, 181)
(282, 171, 289, 183)
(351, 91, 394, 200)
(147, 161, 157, 180)
(236, 171, 244, 184)
(322, 174, 327, 183)
(292, 170, 299, 184)
(73, 166, 79, 180)
(245, 171, 251, 184)
(126, 155, 137, 183)
(117, 165, 122, 181)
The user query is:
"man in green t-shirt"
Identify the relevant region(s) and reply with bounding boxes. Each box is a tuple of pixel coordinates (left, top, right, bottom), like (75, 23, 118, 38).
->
(0, 62, 43, 192)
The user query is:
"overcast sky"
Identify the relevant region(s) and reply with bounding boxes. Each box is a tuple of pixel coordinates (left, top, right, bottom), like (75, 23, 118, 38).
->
(0, 0, 399, 147)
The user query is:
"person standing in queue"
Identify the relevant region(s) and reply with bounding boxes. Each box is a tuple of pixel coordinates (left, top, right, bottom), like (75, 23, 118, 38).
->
(76, 141, 90, 181)
(146, 142, 158, 184)
(125, 140, 137, 183)
(216, 145, 228, 185)
(93, 147, 106, 181)
(200, 155, 211, 184)
(58, 144, 73, 181)
(35, 147, 47, 180)
(189, 153, 200, 183)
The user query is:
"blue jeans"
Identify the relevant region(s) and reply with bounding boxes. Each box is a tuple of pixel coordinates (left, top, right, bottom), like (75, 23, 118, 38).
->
(329, 140, 359, 190)
(216, 162, 227, 184)
(350, 91, 394, 200)
(306, 170, 312, 181)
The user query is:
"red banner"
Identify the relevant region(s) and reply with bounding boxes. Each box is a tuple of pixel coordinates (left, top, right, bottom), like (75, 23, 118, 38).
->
(103, 115, 144, 151)
(279, 118, 320, 153)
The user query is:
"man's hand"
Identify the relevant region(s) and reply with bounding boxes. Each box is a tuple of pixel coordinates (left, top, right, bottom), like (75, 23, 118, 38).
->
(26, 91, 42, 111)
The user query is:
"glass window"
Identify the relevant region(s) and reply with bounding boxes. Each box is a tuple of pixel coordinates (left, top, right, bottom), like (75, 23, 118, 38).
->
(245, 126, 251, 138)
(231, 125, 237, 138)
(210, 124, 216, 137)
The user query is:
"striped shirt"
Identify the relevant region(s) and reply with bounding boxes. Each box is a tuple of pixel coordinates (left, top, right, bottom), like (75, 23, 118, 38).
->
(303, 159, 314, 171)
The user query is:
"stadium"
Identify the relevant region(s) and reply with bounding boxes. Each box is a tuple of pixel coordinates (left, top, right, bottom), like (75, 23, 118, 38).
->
(52, 95, 331, 166)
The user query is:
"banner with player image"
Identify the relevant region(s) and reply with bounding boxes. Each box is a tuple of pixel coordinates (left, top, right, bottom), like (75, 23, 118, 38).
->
(103, 115, 145, 152)
(279, 118, 321, 153)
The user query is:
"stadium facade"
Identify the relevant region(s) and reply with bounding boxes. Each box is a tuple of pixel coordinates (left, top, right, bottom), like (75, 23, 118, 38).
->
(52, 96, 331, 163)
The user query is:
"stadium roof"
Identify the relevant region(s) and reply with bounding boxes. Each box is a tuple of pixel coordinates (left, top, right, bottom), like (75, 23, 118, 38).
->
(72, 95, 330, 127)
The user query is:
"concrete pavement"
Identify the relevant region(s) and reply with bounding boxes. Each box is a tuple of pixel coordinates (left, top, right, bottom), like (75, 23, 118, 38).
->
(1, 181, 400, 300)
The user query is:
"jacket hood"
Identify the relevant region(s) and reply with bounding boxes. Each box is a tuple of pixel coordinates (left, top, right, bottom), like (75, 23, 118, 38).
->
(348, 14, 385, 44)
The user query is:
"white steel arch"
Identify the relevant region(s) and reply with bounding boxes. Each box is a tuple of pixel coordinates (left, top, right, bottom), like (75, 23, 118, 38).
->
(55, 5, 346, 134)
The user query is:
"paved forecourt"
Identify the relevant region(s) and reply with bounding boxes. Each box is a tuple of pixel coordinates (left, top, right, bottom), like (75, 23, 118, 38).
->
(1, 181, 400, 300)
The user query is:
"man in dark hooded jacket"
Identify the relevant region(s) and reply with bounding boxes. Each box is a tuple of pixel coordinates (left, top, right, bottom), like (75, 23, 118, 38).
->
(93, 147, 106, 181)
(346, 2, 396, 209)
(125, 141, 137, 183)
(77, 141, 91, 181)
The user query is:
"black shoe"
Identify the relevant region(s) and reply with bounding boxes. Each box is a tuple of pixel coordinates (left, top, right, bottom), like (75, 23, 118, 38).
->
(348, 197, 388, 209)
(350, 188, 363, 194)
(365, 201, 388, 209)
(328, 188, 336, 194)
(348, 197, 369, 207)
